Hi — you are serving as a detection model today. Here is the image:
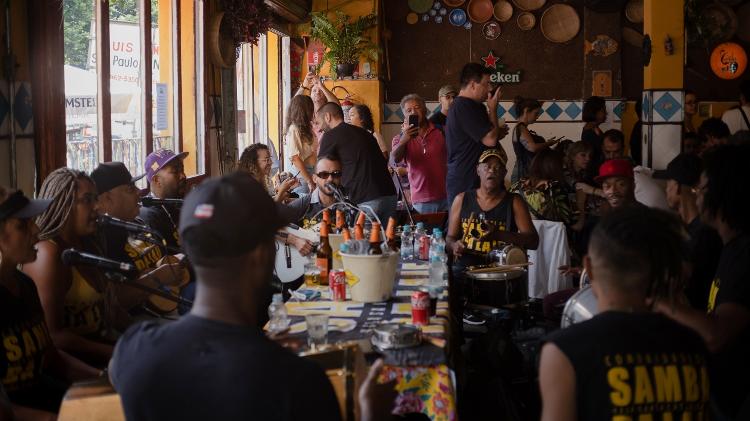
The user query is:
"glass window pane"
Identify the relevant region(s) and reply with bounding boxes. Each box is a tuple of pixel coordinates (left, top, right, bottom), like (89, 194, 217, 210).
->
(152, 0, 176, 152)
(109, 0, 144, 183)
(64, 0, 99, 174)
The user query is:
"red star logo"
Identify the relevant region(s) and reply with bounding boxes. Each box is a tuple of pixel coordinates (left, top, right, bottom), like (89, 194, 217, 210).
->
(481, 51, 499, 69)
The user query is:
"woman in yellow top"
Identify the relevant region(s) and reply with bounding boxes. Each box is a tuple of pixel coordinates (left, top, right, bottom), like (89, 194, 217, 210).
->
(23, 168, 114, 367)
(284, 95, 318, 195)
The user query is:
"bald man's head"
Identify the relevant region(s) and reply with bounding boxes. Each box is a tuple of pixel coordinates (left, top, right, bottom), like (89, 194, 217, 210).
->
(315, 102, 344, 132)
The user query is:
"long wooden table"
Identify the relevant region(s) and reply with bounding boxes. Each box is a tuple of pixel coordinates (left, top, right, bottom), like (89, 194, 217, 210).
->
(285, 260, 457, 421)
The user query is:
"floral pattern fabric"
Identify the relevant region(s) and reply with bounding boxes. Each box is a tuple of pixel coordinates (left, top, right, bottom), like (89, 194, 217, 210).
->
(511, 178, 573, 224)
(380, 364, 457, 421)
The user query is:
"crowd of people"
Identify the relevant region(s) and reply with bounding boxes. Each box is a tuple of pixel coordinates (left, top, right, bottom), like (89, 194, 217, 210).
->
(1, 65, 749, 421)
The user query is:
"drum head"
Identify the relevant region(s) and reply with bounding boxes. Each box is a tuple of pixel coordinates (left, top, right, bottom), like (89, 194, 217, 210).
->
(504, 247, 527, 265)
(561, 286, 598, 328)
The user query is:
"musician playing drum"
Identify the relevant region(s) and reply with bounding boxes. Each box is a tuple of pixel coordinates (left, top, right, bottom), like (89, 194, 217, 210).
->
(446, 149, 538, 325)
(446, 148, 539, 269)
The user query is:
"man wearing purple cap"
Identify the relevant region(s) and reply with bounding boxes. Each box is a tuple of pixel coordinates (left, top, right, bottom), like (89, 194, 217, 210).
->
(140, 149, 188, 250)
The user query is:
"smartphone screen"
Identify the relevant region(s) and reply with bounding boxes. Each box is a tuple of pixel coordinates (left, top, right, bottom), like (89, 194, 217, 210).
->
(408, 114, 419, 127)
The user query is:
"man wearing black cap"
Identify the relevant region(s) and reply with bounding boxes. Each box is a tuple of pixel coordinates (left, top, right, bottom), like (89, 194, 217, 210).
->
(108, 172, 343, 421)
(655, 154, 722, 310)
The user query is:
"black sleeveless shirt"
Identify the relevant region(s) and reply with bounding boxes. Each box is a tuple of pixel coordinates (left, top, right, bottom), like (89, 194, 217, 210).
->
(545, 311, 710, 421)
(457, 190, 517, 267)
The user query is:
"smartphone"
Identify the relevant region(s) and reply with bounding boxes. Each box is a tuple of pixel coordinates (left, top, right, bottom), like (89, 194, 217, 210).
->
(408, 114, 419, 127)
(489, 83, 501, 97)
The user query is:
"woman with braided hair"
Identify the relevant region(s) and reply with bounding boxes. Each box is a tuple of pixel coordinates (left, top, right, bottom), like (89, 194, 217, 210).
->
(22, 168, 114, 366)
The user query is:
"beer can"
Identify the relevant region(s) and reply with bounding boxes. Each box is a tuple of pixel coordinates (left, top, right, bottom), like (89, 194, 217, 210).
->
(419, 236, 431, 260)
(411, 290, 430, 326)
(329, 270, 347, 301)
(419, 286, 438, 317)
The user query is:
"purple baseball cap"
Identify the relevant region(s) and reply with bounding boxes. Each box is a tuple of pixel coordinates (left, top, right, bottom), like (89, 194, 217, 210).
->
(145, 149, 189, 182)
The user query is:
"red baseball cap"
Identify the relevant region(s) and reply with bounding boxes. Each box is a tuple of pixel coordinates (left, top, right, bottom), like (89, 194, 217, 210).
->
(594, 159, 634, 184)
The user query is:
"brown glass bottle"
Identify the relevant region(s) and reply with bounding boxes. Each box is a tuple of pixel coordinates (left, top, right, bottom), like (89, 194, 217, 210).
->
(368, 223, 384, 255)
(316, 223, 333, 285)
(322, 209, 332, 231)
(385, 217, 398, 252)
(335, 209, 346, 234)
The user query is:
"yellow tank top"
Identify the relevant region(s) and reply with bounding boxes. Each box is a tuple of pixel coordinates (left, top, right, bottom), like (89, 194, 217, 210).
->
(63, 267, 105, 336)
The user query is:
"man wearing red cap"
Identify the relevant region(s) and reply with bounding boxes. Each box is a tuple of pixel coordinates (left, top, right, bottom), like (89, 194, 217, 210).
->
(594, 159, 641, 210)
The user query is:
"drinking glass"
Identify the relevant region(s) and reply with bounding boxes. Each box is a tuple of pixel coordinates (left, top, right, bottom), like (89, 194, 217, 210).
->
(304, 260, 321, 287)
(305, 314, 329, 349)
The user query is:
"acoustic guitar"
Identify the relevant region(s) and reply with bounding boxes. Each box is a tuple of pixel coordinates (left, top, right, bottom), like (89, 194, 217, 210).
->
(274, 225, 319, 283)
(145, 254, 191, 314)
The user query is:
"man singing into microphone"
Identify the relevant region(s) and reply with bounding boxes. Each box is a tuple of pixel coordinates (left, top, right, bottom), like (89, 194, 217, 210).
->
(139, 149, 188, 251)
(282, 155, 345, 228)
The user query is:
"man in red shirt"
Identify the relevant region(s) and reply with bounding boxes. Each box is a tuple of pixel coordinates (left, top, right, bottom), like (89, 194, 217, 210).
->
(391, 94, 449, 214)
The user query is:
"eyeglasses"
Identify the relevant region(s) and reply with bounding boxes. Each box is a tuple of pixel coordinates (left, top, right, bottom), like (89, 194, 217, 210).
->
(316, 171, 342, 179)
(691, 184, 708, 195)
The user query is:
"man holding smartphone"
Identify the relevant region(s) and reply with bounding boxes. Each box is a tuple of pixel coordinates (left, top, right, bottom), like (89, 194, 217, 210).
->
(391, 94, 449, 214)
(445, 63, 510, 206)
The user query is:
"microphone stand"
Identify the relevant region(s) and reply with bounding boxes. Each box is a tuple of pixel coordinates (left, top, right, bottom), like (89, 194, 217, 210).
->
(103, 271, 193, 307)
(389, 166, 415, 227)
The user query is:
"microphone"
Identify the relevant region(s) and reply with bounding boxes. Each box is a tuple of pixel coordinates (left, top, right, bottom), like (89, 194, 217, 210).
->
(324, 183, 352, 204)
(97, 214, 156, 235)
(61, 249, 137, 275)
(140, 197, 183, 207)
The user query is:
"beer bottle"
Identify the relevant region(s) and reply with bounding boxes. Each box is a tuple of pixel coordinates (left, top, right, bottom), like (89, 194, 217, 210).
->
(316, 223, 333, 285)
(342, 227, 352, 241)
(368, 223, 384, 255)
(322, 209, 332, 231)
(356, 211, 366, 228)
(335, 209, 346, 234)
(385, 217, 398, 252)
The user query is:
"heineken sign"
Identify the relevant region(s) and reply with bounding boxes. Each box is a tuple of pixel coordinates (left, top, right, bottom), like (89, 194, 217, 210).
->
(482, 51, 521, 84)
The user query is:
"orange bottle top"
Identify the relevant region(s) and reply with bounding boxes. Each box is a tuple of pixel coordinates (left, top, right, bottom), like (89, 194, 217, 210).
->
(354, 224, 364, 240)
(385, 217, 397, 241)
(369, 223, 382, 243)
(335, 210, 345, 232)
(322, 209, 331, 226)
(356, 211, 366, 227)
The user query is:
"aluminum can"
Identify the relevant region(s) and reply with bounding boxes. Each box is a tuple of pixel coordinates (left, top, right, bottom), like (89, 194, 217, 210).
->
(329, 270, 347, 301)
(411, 290, 430, 325)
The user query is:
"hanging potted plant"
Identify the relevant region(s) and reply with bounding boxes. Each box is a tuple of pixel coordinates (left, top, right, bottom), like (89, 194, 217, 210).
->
(208, 0, 272, 68)
(310, 11, 378, 79)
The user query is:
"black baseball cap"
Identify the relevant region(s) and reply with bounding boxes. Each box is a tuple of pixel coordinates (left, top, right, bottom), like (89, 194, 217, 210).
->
(179, 172, 284, 266)
(653, 154, 703, 186)
(0, 191, 52, 222)
(91, 162, 145, 194)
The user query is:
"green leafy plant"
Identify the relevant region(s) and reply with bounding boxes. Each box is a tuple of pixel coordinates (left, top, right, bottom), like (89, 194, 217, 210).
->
(310, 11, 378, 78)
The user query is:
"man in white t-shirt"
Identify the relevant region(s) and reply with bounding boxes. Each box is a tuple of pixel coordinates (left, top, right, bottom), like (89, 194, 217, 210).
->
(721, 79, 750, 135)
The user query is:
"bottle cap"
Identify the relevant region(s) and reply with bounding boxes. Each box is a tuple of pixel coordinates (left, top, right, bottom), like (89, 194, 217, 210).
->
(369, 223, 382, 243)
(272, 293, 283, 303)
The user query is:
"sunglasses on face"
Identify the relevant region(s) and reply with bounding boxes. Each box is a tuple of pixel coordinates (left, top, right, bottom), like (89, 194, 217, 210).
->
(316, 171, 342, 179)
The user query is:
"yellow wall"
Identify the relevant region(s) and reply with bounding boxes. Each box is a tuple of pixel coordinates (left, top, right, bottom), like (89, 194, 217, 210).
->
(322, 79, 384, 131)
(180, 0, 198, 174)
(268, 31, 281, 152)
(643, 0, 685, 89)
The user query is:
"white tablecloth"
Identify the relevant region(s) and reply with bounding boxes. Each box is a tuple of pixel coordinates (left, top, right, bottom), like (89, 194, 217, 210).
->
(528, 220, 572, 298)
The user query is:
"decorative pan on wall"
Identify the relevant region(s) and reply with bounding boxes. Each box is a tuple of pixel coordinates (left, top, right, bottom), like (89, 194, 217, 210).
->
(483, 21, 501, 40)
(512, 0, 546, 12)
(443, 0, 466, 7)
(702, 3, 738, 42)
(494, 0, 514, 22)
(625, 0, 643, 24)
(541, 4, 581, 43)
(449, 8, 468, 26)
(517, 11, 536, 30)
(467, 0, 494, 23)
(408, 0, 434, 14)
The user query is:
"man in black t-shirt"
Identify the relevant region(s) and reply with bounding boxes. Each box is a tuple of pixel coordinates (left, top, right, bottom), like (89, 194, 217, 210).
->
(540, 207, 710, 421)
(139, 149, 188, 251)
(316, 102, 396, 223)
(655, 153, 722, 310)
(655, 144, 750, 419)
(109, 172, 343, 421)
(445, 63, 510, 205)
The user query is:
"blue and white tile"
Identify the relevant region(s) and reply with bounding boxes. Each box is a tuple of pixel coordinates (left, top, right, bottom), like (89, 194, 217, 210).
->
(605, 100, 624, 123)
(651, 91, 683, 123)
(642, 91, 653, 123)
(13, 82, 33, 135)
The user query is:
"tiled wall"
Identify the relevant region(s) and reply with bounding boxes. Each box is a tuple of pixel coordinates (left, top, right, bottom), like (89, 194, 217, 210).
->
(382, 99, 624, 180)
